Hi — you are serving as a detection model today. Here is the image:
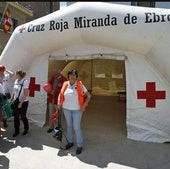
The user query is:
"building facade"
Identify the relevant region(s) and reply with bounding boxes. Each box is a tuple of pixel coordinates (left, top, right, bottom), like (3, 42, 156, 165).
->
(0, 2, 33, 54)
(0, 2, 60, 55)
(18, 2, 59, 22)
(66, 1, 170, 9)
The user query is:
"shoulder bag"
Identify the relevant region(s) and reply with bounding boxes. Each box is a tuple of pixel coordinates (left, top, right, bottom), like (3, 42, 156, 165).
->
(11, 80, 25, 110)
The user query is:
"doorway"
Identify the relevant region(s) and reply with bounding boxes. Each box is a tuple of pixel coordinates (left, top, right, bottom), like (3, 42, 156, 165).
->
(47, 59, 126, 138)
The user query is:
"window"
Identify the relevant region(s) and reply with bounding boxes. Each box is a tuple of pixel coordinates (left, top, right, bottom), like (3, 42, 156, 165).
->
(95, 65, 106, 78)
(11, 18, 18, 31)
(0, 13, 18, 32)
(0, 13, 5, 30)
(112, 65, 124, 79)
(137, 2, 155, 8)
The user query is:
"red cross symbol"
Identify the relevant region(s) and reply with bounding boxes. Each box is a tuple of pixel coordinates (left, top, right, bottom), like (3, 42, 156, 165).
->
(137, 82, 166, 108)
(29, 77, 40, 97)
(19, 26, 26, 33)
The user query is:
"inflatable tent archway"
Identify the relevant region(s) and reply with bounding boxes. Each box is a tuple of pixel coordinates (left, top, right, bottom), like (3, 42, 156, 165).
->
(1, 2, 170, 143)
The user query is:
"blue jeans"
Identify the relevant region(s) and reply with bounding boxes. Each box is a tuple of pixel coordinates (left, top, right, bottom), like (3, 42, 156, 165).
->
(63, 108, 83, 147)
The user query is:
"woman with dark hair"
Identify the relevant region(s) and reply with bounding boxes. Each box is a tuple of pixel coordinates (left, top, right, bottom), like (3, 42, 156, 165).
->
(58, 69, 91, 154)
(11, 69, 29, 137)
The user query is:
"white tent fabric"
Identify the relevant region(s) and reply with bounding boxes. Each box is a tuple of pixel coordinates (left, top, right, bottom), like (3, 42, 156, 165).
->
(126, 53, 170, 142)
(0, 2, 170, 142)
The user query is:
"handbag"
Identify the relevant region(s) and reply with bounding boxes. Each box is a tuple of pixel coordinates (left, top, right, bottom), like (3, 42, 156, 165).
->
(5, 87, 11, 99)
(3, 98, 13, 119)
(51, 110, 59, 123)
(10, 98, 20, 110)
(5, 92, 11, 99)
(0, 94, 13, 119)
(10, 80, 25, 110)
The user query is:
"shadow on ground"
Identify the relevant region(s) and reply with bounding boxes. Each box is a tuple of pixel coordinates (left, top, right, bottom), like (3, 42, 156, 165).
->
(0, 96, 170, 169)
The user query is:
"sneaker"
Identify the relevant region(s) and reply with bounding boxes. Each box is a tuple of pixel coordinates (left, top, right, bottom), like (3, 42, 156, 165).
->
(13, 132, 19, 137)
(65, 143, 74, 150)
(76, 147, 83, 155)
(23, 130, 28, 135)
(47, 128, 53, 133)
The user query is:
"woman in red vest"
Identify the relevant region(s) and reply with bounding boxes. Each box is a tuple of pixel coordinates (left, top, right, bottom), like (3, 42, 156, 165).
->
(58, 69, 91, 155)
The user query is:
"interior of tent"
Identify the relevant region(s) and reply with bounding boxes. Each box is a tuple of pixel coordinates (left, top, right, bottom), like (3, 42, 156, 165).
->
(46, 58, 127, 138)
(48, 59, 126, 96)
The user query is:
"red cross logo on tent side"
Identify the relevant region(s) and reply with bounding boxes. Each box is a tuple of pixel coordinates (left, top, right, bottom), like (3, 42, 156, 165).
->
(19, 26, 26, 33)
(29, 77, 40, 97)
(137, 82, 166, 108)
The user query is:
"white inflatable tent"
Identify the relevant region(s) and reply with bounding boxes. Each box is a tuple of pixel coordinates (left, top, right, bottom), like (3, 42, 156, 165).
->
(1, 2, 170, 143)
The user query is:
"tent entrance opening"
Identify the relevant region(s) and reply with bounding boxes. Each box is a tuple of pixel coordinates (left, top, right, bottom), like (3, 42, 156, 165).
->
(47, 59, 126, 137)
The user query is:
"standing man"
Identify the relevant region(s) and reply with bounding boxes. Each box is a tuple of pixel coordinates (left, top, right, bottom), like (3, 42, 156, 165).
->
(47, 69, 67, 133)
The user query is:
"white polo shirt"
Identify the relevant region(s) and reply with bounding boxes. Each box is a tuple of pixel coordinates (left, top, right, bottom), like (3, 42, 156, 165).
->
(13, 78, 29, 102)
(0, 83, 5, 95)
(63, 81, 87, 110)
(2, 73, 10, 93)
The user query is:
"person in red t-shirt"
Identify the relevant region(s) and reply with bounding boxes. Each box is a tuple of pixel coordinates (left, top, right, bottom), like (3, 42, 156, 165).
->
(47, 69, 67, 133)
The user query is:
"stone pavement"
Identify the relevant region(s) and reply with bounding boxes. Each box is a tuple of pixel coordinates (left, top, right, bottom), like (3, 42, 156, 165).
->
(0, 118, 170, 169)
(0, 96, 170, 169)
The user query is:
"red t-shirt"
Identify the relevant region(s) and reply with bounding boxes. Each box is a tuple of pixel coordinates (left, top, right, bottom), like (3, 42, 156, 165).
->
(48, 75, 67, 104)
